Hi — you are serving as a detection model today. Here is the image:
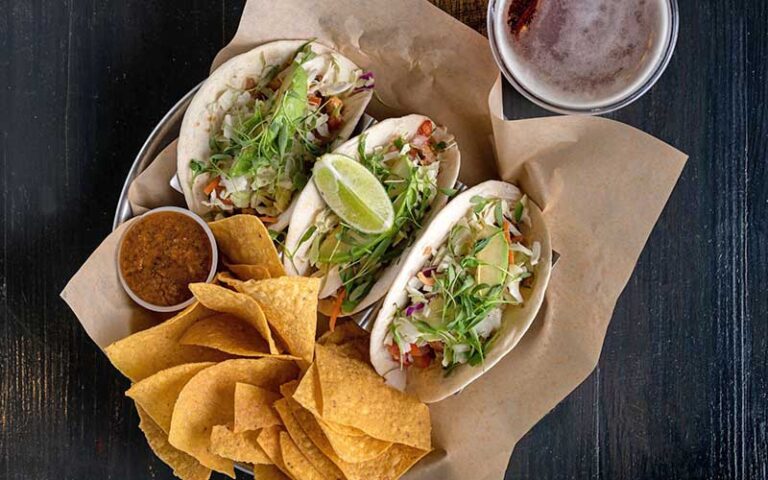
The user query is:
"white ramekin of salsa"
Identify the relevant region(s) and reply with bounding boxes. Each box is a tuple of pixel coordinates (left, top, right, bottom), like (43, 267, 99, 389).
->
(117, 206, 218, 312)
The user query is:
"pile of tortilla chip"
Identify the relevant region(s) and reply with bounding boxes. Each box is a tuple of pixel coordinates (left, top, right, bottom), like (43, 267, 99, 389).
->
(103, 216, 432, 480)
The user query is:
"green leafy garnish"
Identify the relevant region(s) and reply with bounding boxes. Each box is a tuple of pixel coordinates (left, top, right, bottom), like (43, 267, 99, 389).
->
(514, 199, 524, 222)
(309, 134, 439, 313)
(494, 200, 504, 228)
(190, 159, 205, 177)
(471, 195, 491, 213)
(388, 196, 536, 373)
(190, 43, 341, 218)
(440, 187, 458, 198)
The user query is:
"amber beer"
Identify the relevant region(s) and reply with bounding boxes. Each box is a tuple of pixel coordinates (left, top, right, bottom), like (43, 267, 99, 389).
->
(491, 0, 675, 112)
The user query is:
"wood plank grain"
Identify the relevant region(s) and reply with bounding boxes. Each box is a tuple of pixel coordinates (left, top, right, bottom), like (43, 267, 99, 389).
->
(745, 1, 768, 479)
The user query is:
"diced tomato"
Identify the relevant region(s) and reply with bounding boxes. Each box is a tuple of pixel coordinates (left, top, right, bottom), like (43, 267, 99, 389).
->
(428, 341, 444, 353)
(203, 177, 220, 196)
(412, 354, 431, 369)
(417, 120, 433, 137)
(308, 94, 322, 107)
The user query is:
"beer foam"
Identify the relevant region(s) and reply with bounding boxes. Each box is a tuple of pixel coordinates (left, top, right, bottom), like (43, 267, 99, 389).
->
(495, 0, 671, 109)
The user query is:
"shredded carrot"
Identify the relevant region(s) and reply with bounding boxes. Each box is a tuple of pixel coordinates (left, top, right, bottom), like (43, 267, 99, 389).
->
(503, 219, 515, 265)
(203, 177, 220, 196)
(329, 288, 346, 332)
(259, 216, 279, 224)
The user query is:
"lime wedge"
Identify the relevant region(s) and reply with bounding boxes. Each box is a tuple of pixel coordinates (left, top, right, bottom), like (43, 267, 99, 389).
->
(312, 154, 394, 234)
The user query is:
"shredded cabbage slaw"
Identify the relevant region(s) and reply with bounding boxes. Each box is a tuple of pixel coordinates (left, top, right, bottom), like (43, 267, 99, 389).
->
(385, 194, 541, 371)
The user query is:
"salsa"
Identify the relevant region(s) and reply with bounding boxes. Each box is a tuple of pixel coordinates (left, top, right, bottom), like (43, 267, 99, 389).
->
(119, 211, 212, 307)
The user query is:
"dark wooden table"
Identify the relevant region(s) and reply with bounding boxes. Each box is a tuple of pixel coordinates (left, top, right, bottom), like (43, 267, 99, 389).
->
(1, 1, 765, 479)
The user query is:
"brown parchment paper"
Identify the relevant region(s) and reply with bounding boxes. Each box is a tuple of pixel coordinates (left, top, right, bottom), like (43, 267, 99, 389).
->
(61, 1, 688, 479)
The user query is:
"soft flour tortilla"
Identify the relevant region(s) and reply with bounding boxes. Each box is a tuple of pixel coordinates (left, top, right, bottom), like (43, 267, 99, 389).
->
(369, 180, 552, 403)
(283, 114, 461, 316)
(178, 40, 372, 227)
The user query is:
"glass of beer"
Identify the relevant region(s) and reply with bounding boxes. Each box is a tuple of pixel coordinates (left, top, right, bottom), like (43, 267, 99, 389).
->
(488, 0, 679, 115)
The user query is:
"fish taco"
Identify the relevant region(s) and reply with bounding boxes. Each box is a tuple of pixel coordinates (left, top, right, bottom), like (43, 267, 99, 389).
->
(178, 40, 374, 231)
(369, 180, 552, 403)
(284, 114, 461, 319)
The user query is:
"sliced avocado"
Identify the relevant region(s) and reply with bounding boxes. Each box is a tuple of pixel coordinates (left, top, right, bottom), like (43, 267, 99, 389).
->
(386, 155, 412, 198)
(478, 223, 499, 239)
(389, 154, 412, 179)
(475, 232, 509, 287)
(317, 226, 370, 263)
(425, 297, 446, 328)
(317, 226, 350, 262)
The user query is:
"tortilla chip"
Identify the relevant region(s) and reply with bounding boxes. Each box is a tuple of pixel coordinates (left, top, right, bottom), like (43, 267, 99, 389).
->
(293, 365, 365, 437)
(292, 364, 391, 460)
(317, 320, 369, 346)
(279, 380, 300, 398)
(317, 418, 391, 463)
(323, 340, 369, 364)
(226, 263, 271, 281)
(292, 365, 322, 416)
(105, 302, 230, 382)
(232, 277, 320, 363)
(257, 426, 290, 475)
(179, 314, 275, 357)
(189, 283, 279, 354)
(290, 403, 428, 480)
(296, 367, 391, 463)
(215, 271, 241, 287)
(136, 405, 211, 480)
(209, 425, 272, 465)
(127, 362, 215, 433)
(317, 322, 370, 363)
(294, 363, 390, 459)
(168, 358, 299, 477)
(314, 344, 431, 450)
(280, 431, 325, 480)
(234, 383, 282, 433)
(252, 464, 291, 480)
(208, 215, 284, 277)
(274, 399, 345, 479)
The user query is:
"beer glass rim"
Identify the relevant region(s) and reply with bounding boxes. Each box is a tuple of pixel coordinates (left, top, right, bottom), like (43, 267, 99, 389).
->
(487, 0, 680, 116)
